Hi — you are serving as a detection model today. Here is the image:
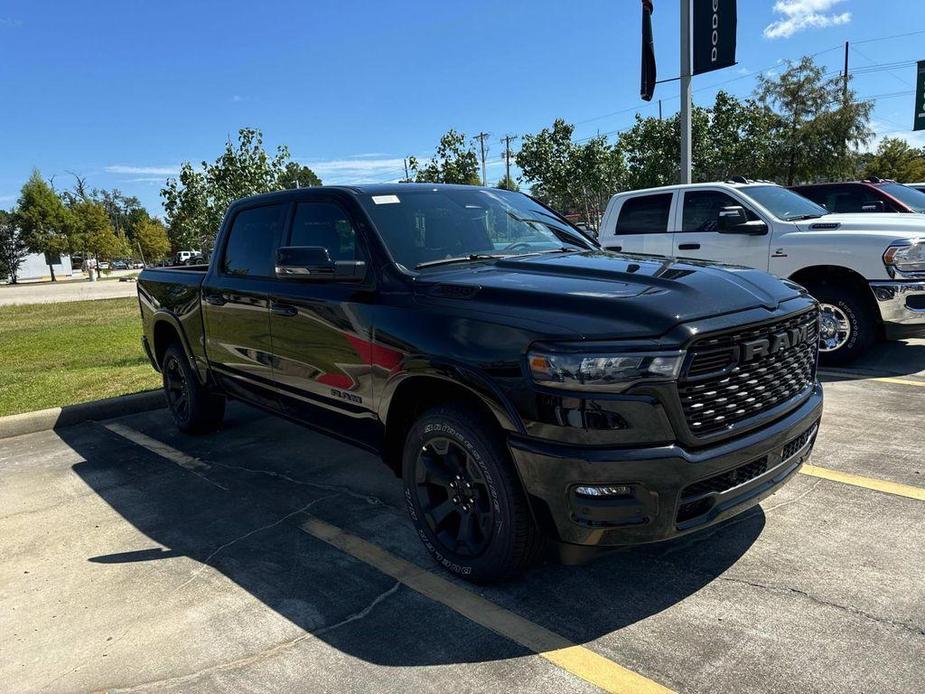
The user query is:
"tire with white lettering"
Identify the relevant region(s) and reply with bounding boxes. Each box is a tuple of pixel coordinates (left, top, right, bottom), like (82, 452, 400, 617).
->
(803, 282, 876, 365)
(402, 405, 544, 583)
(162, 343, 226, 434)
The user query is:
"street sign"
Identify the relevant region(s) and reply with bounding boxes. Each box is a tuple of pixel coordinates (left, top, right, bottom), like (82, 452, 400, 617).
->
(915, 60, 925, 132)
(692, 0, 737, 76)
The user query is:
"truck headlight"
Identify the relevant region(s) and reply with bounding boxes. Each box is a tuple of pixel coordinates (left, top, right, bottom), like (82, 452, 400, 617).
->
(527, 350, 684, 391)
(884, 239, 925, 275)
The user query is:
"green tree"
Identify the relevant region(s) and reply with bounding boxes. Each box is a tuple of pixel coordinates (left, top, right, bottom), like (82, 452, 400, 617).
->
(862, 137, 925, 182)
(279, 162, 322, 189)
(756, 56, 872, 184)
(412, 129, 481, 184)
(516, 119, 624, 228)
(496, 174, 520, 191)
(15, 170, 72, 281)
(161, 128, 291, 252)
(70, 200, 125, 264)
(134, 217, 171, 264)
(0, 210, 29, 283)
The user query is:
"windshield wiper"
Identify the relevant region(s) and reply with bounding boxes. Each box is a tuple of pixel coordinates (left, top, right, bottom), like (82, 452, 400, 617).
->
(786, 213, 826, 221)
(415, 254, 508, 269)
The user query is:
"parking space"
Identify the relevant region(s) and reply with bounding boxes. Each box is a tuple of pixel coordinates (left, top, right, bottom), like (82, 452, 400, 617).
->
(2, 342, 924, 693)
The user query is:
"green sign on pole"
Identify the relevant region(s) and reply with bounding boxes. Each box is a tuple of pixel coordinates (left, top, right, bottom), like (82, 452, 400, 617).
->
(916, 60, 925, 132)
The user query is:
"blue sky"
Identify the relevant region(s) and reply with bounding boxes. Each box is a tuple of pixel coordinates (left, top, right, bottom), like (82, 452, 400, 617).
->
(1, 0, 924, 215)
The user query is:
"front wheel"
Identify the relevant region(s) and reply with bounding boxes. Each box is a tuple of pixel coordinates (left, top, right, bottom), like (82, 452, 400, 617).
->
(401, 405, 544, 583)
(803, 282, 877, 365)
(162, 343, 225, 434)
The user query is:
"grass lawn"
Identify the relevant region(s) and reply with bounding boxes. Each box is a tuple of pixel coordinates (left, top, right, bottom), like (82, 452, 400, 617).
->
(0, 297, 161, 417)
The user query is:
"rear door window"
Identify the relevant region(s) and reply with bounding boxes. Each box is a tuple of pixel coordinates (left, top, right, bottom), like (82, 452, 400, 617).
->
(615, 193, 673, 234)
(221, 204, 289, 277)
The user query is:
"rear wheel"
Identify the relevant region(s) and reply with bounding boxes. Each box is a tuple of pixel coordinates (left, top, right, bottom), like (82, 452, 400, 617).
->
(162, 343, 225, 433)
(401, 405, 543, 583)
(803, 282, 877, 365)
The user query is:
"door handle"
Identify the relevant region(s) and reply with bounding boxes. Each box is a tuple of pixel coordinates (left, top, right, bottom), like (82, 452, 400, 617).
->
(678, 243, 700, 250)
(608, 245, 623, 252)
(204, 293, 226, 306)
(271, 302, 298, 317)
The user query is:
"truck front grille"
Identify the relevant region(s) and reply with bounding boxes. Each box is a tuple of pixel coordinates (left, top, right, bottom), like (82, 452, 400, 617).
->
(678, 310, 818, 437)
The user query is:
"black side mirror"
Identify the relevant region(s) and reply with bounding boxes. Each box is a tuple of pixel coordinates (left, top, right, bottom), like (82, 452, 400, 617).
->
(275, 246, 366, 282)
(717, 205, 748, 230)
(861, 200, 885, 213)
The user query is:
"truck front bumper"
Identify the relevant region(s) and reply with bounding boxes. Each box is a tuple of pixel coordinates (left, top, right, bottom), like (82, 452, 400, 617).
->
(507, 383, 823, 549)
(870, 280, 925, 340)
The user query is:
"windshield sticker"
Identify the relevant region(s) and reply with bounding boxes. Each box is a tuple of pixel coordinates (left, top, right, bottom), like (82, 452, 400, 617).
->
(372, 194, 400, 205)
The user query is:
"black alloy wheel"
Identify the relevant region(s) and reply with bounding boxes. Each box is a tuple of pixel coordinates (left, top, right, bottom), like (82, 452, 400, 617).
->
(161, 343, 225, 434)
(415, 436, 495, 558)
(164, 353, 191, 422)
(402, 404, 544, 583)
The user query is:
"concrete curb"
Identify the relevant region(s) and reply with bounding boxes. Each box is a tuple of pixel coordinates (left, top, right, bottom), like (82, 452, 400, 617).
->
(0, 390, 166, 440)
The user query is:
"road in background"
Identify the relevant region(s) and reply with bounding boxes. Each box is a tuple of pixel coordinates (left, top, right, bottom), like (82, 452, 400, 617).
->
(0, 273, 138, 306)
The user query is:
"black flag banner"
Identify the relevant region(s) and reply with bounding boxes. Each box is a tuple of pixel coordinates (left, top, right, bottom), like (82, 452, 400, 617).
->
(640, 0, 656, 101)
(915, 60, 925, 132)
(692, 0, 737, 76)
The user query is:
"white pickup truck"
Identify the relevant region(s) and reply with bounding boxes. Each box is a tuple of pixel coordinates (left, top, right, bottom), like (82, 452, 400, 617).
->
(598, 180, 925, 363)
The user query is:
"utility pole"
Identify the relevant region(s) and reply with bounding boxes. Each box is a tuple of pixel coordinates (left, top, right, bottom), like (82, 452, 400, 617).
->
(679, 0, 692, 184)
(658, 99, 663, 120)
(474, 132, 490, 186)
(500, 134, 518, 186)
(843, 41, 850, 103)
(403, 157, 410, 181)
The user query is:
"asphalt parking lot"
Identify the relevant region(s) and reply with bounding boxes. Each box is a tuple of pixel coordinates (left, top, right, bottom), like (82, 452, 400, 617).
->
(2, 341, 923, 693)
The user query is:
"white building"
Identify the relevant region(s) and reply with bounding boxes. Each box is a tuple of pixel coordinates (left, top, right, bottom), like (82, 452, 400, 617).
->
(14, 252, 74, 281)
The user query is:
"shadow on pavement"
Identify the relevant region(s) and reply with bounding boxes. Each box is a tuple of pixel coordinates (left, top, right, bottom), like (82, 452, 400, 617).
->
(59, 407, 765, 667)
(819, 339, 925, 380)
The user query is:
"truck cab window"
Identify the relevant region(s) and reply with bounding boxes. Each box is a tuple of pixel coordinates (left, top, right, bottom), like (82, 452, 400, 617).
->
(615, 193, 673, 234)
(289, 202, 357, 261)
(682, 190, 756, 232)
(221, 204, 288, 277)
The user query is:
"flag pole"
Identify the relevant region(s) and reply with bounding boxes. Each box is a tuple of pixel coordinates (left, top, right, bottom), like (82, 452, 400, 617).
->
(679, 0, 692, 184)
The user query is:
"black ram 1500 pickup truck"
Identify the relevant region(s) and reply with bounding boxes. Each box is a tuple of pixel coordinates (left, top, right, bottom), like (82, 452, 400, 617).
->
(138, 183, 823, 582)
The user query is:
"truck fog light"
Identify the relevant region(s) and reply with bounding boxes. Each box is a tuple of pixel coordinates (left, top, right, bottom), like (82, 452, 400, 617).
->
(574, 484, 632, 498)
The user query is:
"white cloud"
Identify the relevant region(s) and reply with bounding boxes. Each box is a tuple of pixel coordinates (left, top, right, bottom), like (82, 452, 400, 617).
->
(231, 95, 246, 102)
(764, 0, 851, 39)
(866, 120, 925, 152)
(105, 164, 179, 176)
(0, 194, 16, 202)
(303, 156, 409, 183)
(0, 18, 23, 28)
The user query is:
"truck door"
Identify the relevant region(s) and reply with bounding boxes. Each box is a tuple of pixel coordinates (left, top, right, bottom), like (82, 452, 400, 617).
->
(267, 198, 380, 448)
(201, 202, 290, 410)
(673, 189, 771, 270)
(600, 192, 675, 257)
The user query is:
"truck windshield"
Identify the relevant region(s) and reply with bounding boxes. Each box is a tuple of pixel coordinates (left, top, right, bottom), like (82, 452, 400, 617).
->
(880, 182, 925, 213)
(744, 185, 830, 221)
(359, 188, 594, 271)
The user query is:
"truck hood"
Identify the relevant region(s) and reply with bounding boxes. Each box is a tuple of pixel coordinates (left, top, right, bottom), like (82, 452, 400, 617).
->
(413, 251, 803, 340)
(795, 213, 925, 238)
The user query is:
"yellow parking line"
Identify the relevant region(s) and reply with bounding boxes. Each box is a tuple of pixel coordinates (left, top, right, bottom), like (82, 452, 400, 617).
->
(104, 421, 675, 694)
(301, 516, 675, 694)
(870, 377, 925, 388)
(801, 465, 925, 501)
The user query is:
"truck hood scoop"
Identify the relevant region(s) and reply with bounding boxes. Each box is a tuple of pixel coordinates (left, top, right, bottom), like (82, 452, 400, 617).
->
(415, 251, 801, 339)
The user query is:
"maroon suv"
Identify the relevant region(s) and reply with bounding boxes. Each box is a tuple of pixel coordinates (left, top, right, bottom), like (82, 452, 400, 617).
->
(790, 178, 925, 214)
